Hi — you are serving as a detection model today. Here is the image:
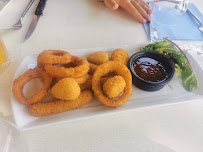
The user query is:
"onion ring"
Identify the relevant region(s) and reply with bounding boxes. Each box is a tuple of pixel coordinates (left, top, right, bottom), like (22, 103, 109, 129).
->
(92, 61, 132, 107)
(12, 68, 52, 105)
(54, 74, 90, 85)
(37, 50, 71, 65)
(79, 79, 92, 91)
(88, 62, 98, 74)
(79, 76, 112, 91)
(74, 74, 90, 84)
(37, 59, 44, 69)
(44, 56, 89, 78)
(29, 90, 94, 116)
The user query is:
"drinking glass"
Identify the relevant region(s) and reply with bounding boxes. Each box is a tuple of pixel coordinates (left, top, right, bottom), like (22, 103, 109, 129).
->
(0, 35, 10, 73)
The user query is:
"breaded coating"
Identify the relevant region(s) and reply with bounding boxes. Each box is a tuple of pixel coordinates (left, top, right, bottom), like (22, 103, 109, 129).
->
(111, 49, 129, 66)
(37, 58, 44, 69)
(103, 76, 126, 99)
(87, 51, 109, 65)
(74, 74, 89, 84)
(89, 62, 98, 74)
(44, 56, 89, 78)
(92, 61, 132, 107)
(79, 79, 92, 91)
(37, 50, 71, 65)
(54, 74, 89, 85)
(51, 78, 80, 100)
(79, 77, 112, 91)
(12, 68, 52, 105)
(29, 90, 94, 117)
(100, 77, 111, 85)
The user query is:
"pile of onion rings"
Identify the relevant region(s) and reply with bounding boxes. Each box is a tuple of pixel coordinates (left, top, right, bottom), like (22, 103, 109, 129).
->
(12, 49, 132, 117)
(12, 50, 91, 116)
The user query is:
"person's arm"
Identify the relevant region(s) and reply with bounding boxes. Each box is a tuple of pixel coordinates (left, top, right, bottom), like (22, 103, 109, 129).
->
(104, 0, 153, 23)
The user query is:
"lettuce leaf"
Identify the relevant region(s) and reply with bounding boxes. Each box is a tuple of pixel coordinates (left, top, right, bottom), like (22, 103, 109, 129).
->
(141, 38, 198, 92)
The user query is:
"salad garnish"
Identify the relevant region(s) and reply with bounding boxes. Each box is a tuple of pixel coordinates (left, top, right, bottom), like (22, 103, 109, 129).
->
(141, 38, 198, 92)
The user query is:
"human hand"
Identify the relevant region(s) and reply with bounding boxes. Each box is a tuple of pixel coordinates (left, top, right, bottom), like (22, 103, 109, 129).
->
(103, 0, 153, 23)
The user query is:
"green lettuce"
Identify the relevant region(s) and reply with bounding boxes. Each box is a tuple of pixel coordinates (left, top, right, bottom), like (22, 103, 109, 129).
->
(141, 38, 198, 92)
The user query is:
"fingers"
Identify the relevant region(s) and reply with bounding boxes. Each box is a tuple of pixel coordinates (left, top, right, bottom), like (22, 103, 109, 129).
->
(135, 0, 153, 14)
(104, 0, 119, 10)
(121, 1, 147, 23)
(131, 0, 152, 21)
(136, 0, 151, 8)
(104, 0, 153, 23)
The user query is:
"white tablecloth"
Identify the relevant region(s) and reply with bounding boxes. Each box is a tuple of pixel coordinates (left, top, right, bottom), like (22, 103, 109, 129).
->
(0, 0, 203, 151)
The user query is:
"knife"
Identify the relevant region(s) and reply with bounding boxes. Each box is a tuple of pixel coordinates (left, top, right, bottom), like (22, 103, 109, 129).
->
(24, 0, 47, 42)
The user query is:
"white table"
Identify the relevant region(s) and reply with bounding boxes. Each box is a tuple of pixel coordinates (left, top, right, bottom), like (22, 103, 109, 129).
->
(0, 0, 203, 151)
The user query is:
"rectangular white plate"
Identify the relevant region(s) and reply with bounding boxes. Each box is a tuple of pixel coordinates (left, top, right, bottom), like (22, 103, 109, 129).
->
(11, 45, 203, 130)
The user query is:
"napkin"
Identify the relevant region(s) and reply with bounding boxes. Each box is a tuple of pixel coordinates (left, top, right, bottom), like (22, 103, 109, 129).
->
(144, 3, 203, 41)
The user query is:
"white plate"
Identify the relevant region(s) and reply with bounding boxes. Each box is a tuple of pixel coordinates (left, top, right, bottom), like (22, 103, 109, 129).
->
(11, 46, 203, 130)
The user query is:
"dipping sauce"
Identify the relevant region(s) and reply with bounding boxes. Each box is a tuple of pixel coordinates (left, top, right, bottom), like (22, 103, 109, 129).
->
(133, 57, 168, 82)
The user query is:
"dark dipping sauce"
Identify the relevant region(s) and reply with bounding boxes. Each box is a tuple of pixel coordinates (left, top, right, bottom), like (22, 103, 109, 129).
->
(133, 57, 168, 82)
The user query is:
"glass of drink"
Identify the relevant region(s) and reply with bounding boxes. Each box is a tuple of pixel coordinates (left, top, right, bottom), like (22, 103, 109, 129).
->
(0, 35, 10, 73)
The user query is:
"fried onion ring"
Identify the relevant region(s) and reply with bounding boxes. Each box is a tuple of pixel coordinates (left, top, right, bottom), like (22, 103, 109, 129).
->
(29, 90, 94, 117)
(88, 62, 98, 74)
(74, 74, 90, 84)
(79, 79, 92, 91)
(44, 56, 89, 78)
(92, 61, 132, 107)
(12, 68, 52, 105)
(54, 74, 90, 85)
(79, 77, 112, 91)
(37, 59, 44, 69)
(37, 50, 71, 65)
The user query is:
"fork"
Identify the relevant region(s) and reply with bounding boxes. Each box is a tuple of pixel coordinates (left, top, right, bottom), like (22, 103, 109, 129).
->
(187, 9, 203, 32)
(4, 0, 35, 30)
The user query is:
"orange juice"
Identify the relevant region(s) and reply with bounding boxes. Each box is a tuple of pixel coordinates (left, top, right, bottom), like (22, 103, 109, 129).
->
(0, 37, 9, 73)
(0, 41, 6, 64)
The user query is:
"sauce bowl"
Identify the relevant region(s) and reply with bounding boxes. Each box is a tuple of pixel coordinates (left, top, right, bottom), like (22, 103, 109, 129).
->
(128, 51, 175, 91)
